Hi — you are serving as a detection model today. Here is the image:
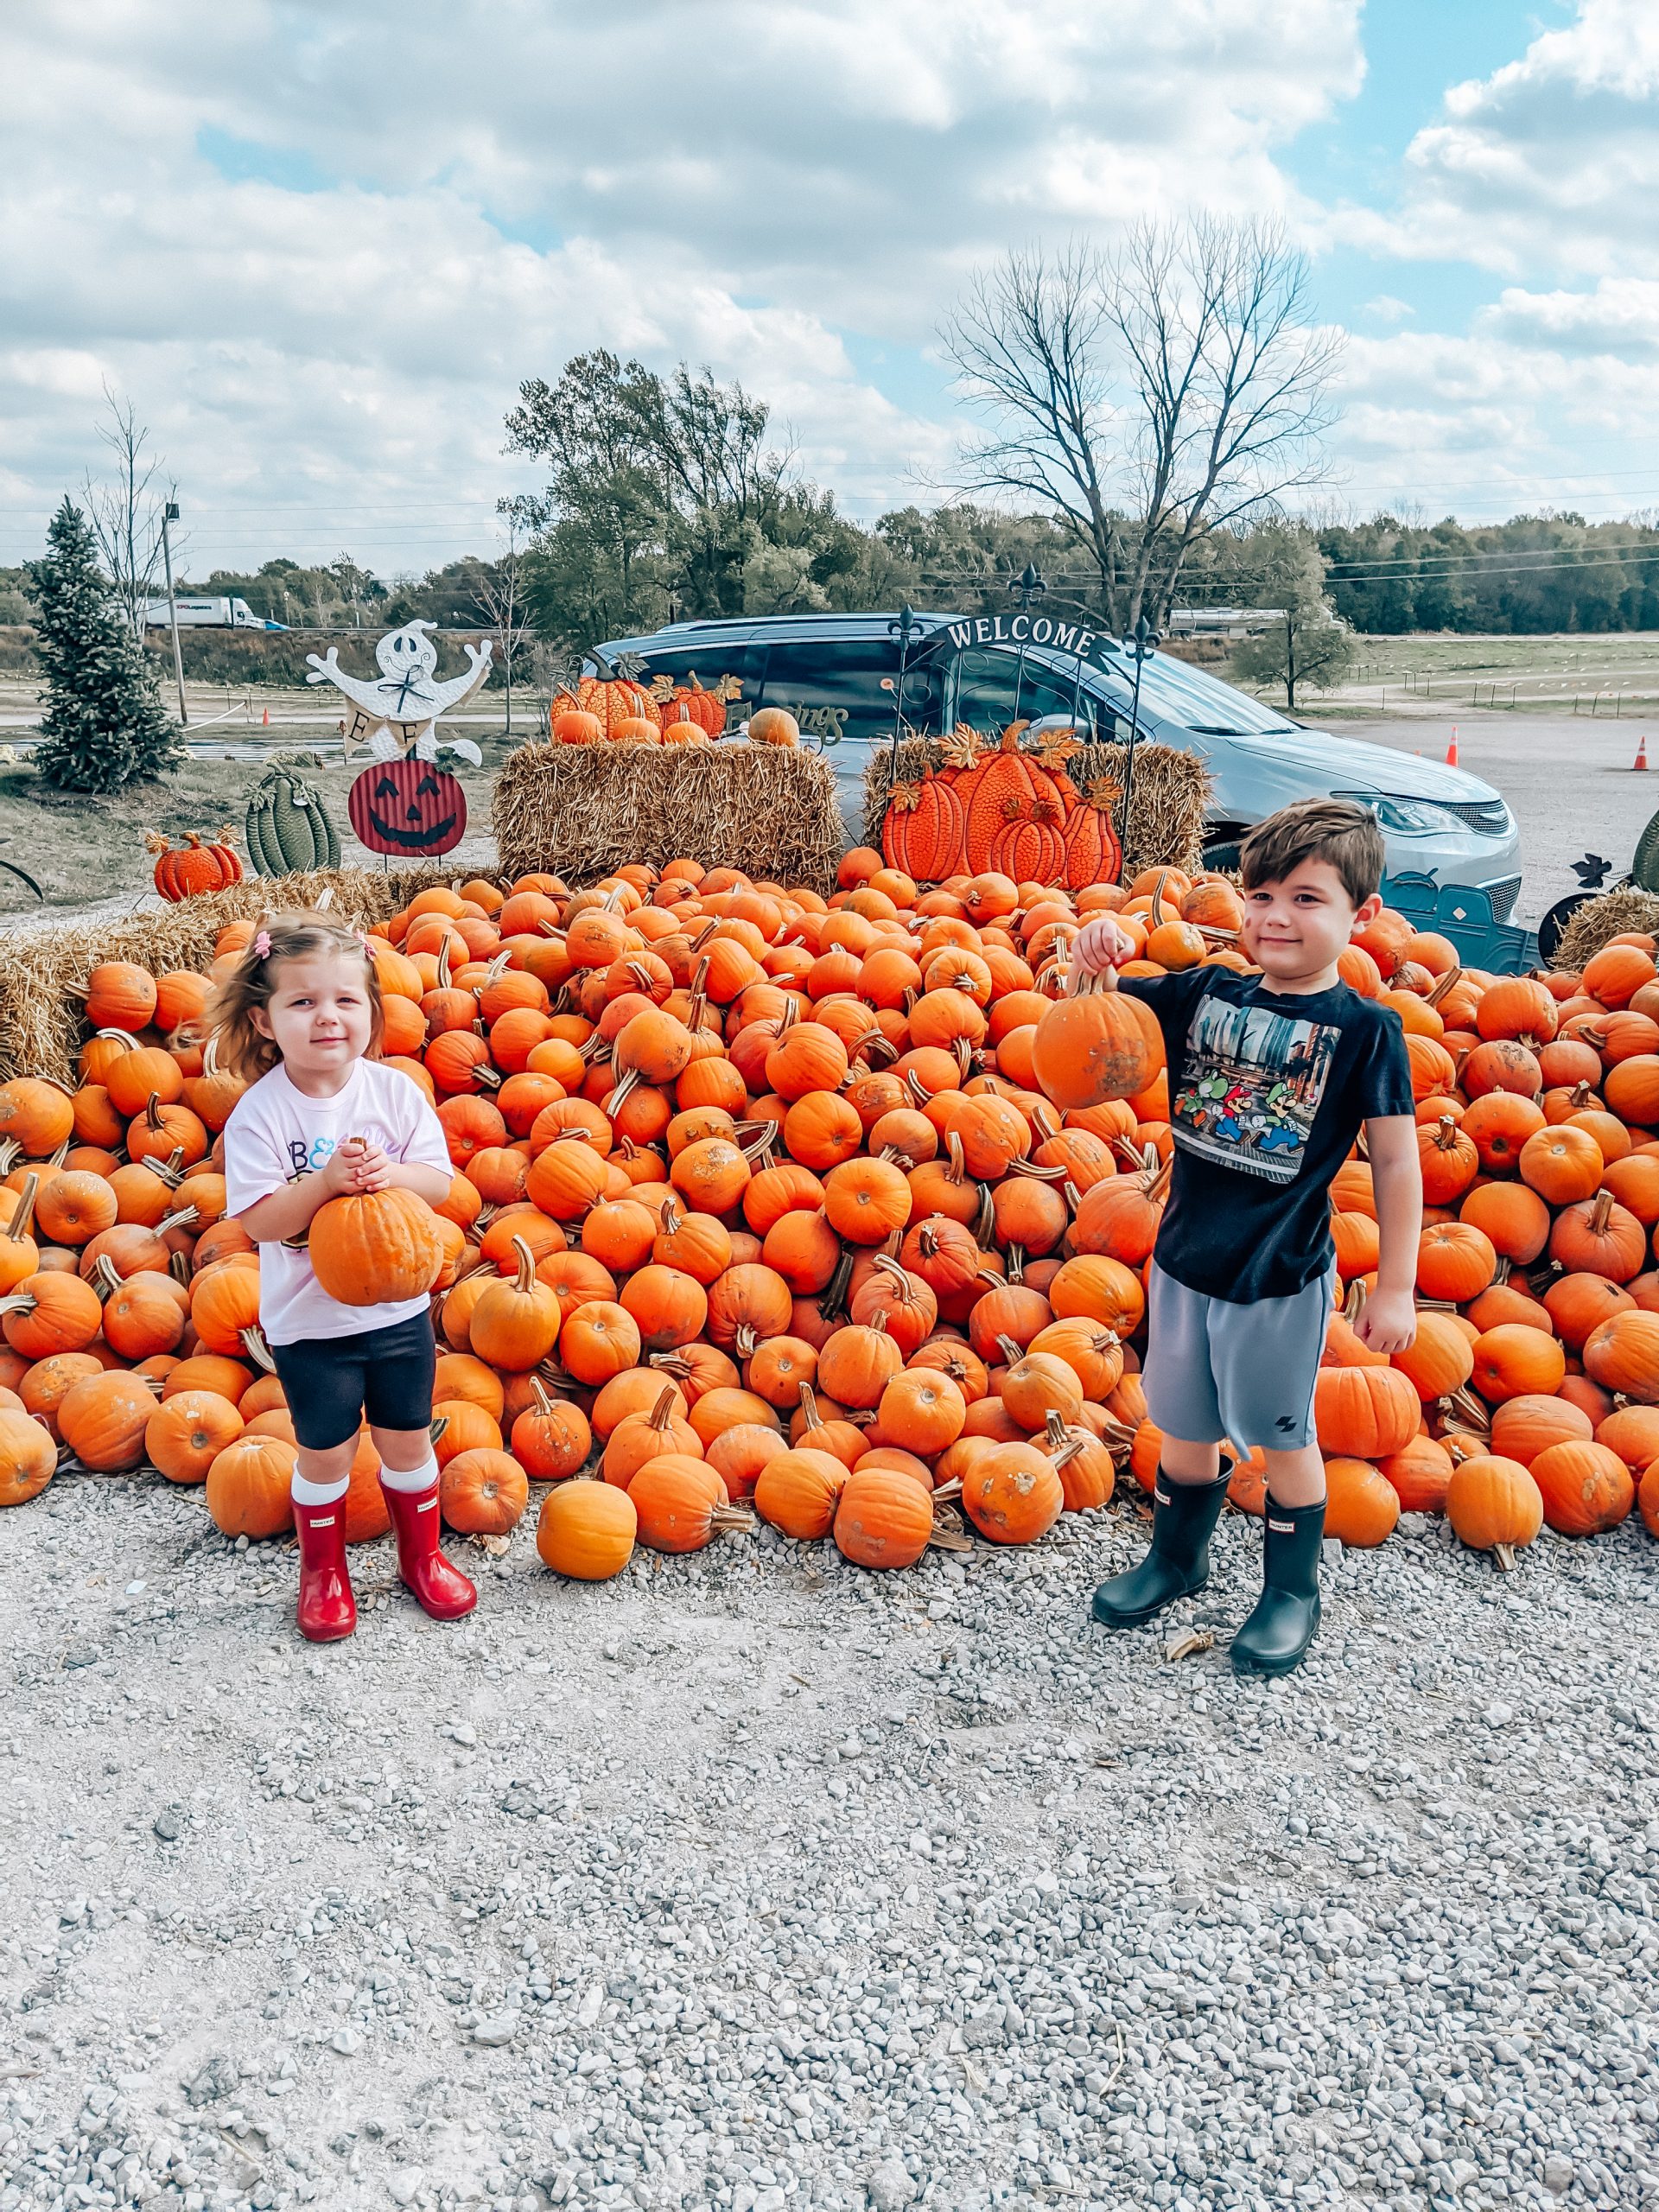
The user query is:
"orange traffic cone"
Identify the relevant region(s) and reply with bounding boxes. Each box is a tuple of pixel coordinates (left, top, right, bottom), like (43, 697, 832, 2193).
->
(1444, 725, 1459, 767)
(262, 705, 270, 727)
(1635, 733, 1649, 771)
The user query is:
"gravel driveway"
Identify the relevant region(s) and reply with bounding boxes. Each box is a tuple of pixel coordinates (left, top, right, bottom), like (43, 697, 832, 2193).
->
(1345, 711, 1653, 929)
(2, 1473, 1655, 2212)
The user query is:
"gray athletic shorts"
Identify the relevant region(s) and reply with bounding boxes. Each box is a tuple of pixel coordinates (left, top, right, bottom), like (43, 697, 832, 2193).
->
(1141, 1261, 1336, 1453)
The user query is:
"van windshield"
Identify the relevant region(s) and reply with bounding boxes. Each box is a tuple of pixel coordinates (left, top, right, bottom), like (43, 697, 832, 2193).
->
(1071, 648, 1296, 736)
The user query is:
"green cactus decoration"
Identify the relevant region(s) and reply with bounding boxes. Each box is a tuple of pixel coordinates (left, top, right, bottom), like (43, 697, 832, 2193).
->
(244, 753, 340, 876)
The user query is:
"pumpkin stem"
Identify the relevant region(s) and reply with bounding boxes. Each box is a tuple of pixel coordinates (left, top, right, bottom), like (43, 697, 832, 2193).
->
(648, 1385, 678, 1433)
(510, 1235, 537, 1299)
(974, 1183, 996, 1249)
(820, 1248, 855, 1322)
(707, 1503, 757, 1538)
(1590, 1188, 1615, 1235)
(734, 1324, 759, 1358)
(92, 1253, 123, 1303)
(2, 1171, 38, 1246)
(995, 1333, 1025, 1367)
(1493, 1542, 1517, 1572)
(240, 1325, 276, 1372)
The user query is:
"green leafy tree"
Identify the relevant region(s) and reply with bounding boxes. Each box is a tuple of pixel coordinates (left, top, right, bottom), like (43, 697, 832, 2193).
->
(29, 497, 184, 791)
(506, 351, 889, 647)
(1225, 524, 1355, 710)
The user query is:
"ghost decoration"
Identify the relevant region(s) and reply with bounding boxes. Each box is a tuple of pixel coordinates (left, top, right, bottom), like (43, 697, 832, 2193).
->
(306, 620, 491, 766)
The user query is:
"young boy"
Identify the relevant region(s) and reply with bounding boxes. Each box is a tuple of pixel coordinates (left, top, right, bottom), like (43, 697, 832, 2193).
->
(1071, 798, 1421, 1676)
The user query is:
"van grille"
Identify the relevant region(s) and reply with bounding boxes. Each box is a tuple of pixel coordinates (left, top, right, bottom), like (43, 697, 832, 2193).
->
(1484, 875, 1521, 924)
(1436, 798, 1511, 836)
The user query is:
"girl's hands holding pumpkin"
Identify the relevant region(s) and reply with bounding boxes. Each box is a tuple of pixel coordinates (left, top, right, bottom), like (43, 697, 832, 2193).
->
(322, 1138, 390, 1195)
(1068, 914, 1136, 991)
(318, 1143, 365, 1198)
(344, 1141, 391, 1193)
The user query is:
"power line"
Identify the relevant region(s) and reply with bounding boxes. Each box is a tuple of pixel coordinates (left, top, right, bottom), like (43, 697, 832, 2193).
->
(917, 543, 1659, 588)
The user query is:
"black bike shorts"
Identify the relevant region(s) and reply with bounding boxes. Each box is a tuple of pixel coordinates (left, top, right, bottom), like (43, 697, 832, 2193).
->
(268, 1311, 437, 1451)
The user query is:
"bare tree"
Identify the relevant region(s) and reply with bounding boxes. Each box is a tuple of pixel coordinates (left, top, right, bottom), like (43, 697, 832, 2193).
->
(474, 497, 534, 739)
(941, 218, 1343, 632)
(82, 386, 175, 635)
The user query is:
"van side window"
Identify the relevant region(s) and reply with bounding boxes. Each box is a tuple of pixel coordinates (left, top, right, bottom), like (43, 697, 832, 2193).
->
(626, 645, 762, 728)
(951, 647, 1109, 739)
(759, 640, 915, 748)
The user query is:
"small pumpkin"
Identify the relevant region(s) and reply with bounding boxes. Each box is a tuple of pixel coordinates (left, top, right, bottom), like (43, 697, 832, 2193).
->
(1446, 1452, 1544, 1567)
(537, 1478, 636, 1579)
(0, 1408, 56, 1507)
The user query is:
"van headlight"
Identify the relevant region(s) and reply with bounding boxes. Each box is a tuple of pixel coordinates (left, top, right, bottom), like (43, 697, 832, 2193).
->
(1332, 791, 1466, 836)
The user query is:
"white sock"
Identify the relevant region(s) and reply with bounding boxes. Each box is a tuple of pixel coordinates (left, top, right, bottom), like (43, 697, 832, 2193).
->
(291, 1471, 350, 1508)
(379, 1452, 439, 1495)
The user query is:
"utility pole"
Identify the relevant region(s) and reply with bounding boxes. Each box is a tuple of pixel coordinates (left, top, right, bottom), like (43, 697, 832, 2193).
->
(160, 499, 188, 728)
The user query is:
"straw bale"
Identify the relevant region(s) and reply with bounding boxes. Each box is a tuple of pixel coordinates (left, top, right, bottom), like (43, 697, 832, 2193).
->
(1554, 887, 1659, 975)
(862, 735, 1210, 883)
(0, 865, 467, 1085)
(493, 742, 845, 893)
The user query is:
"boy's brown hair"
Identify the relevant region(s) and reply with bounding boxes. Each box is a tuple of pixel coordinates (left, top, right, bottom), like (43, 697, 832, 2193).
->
(1238, 798, 1386, 910)
(205, 910, 385, 1084)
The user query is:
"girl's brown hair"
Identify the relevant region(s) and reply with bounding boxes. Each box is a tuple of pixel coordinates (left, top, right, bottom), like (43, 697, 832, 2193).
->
(205, 910, 385, 1084)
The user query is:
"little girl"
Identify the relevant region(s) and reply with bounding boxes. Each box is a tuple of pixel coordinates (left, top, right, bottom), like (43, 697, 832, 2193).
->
(211, 911, 476, 1643)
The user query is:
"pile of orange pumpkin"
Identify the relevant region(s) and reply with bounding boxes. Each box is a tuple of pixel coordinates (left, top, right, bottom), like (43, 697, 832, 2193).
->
(547, 669, 798, 750)
(1, 830, 1656, 1592)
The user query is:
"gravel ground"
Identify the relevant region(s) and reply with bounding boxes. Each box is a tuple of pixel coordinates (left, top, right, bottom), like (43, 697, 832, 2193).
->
(3, 1473, 1657, 2212)
(1344, 712, 1651, 929)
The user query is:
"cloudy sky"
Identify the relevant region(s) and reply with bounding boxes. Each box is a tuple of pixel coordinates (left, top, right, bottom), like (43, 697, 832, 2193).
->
(3, 0, 1655, 582)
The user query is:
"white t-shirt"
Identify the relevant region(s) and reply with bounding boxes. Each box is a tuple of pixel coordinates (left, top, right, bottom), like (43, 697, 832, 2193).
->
(222, 1058, 453, 1346)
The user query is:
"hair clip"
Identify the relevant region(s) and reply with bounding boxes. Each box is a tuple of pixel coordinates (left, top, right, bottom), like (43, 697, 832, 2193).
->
(252, 929, 271, 959)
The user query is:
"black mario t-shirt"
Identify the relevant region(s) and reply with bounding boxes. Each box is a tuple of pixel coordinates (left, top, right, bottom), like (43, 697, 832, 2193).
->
(1118, 968, 1414, 1303)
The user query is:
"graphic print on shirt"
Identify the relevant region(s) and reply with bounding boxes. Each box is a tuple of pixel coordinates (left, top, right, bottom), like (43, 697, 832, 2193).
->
(1171, 995, 1339, 1184)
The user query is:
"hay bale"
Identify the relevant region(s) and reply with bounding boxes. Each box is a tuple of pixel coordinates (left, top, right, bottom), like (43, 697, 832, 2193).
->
(493, 742, 845, 893)
(1554, 888, 1659, 975)
(862, 736, 1211, 882)
(0, 866, 468, 1085)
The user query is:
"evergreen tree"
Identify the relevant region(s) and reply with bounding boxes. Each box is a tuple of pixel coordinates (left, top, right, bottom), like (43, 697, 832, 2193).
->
(27, 497, 184, 792)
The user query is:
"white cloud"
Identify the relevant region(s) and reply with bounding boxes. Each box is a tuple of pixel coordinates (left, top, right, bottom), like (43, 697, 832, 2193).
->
(1329, 319, 1659, 520)
(0, 0, 1363, 570)
(1343, 0, 1659, 279)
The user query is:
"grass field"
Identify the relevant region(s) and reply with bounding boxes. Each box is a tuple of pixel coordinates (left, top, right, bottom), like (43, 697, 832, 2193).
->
(0, 731, 517, 915)
(1231, 632, 1659, 718)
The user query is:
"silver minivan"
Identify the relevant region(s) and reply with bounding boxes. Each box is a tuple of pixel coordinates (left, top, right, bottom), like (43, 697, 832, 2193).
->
(594, 613, 1522, 921)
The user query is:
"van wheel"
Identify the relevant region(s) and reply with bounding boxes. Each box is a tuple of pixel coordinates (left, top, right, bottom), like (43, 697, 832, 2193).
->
(1201, 839, 1243, 875)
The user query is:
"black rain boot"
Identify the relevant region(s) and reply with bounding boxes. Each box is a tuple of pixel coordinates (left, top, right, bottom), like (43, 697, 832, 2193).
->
(1090, 1462, 1232, 1628)
(1230, 1496, 1325, 1677)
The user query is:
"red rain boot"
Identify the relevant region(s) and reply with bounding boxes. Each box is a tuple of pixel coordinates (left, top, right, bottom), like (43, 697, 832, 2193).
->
(380, 1478, 477, 1620)
(293, 1497, 356, 1643)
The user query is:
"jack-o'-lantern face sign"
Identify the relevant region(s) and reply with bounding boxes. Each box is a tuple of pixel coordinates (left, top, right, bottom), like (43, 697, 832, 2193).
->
(348, 761, 467, 856)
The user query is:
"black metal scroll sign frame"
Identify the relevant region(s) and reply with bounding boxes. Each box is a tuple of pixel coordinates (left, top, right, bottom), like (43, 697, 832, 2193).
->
(887, 591, 1158, 886)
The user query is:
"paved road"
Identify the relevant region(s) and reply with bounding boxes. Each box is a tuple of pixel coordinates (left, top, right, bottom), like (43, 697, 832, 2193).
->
(1342, 710, 1655, 928)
